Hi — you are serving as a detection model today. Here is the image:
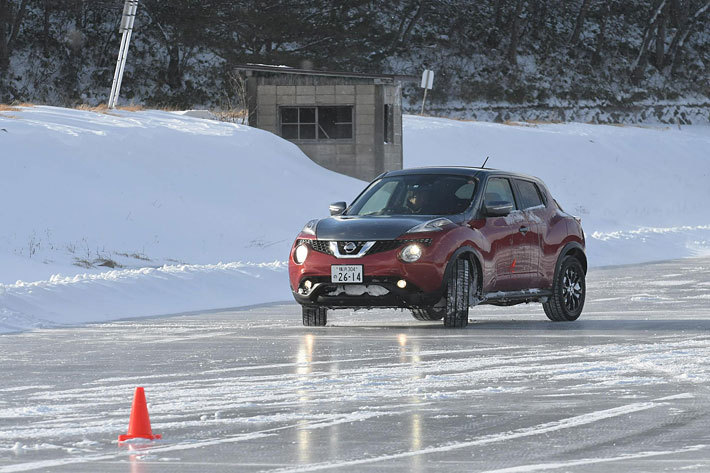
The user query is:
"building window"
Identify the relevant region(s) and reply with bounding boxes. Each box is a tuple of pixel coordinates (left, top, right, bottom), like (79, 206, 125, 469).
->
(280, 106, 353, 141)
(384, 104, 394, 143)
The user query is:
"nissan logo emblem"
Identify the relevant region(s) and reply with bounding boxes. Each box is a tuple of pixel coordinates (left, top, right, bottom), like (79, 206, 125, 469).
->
(343, 242, 357, 253)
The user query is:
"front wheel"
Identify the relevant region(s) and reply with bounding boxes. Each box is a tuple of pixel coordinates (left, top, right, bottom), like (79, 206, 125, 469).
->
(443, 258, 473, 328)
(302, 306, 327, 326)
(543, 257, 585, 321)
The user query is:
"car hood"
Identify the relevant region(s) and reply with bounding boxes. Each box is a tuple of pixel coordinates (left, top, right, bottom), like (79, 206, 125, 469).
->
(315, 215, 434, 240)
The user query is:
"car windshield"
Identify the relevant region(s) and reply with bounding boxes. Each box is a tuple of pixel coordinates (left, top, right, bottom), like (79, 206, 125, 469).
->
(347, 175, 477, 216)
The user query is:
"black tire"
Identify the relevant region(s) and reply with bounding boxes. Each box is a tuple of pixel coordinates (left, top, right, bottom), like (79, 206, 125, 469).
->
(543, 256, 585, 322)
(410, 307, 444, 321)
(443, 258, 472, 328)
(302, 306, 327, 326)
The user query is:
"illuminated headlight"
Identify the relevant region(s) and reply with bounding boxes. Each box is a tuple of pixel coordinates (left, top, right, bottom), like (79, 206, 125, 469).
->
(294, 244, 309, 264)
(400, 244, 422, 263)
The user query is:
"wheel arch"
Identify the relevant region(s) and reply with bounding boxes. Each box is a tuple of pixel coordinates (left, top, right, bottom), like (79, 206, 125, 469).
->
(556, 242, 587, 277)
(443, 246, 484, 295)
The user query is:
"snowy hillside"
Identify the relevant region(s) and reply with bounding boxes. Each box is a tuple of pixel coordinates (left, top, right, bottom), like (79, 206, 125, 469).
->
(403, 116, 710, 267)
(0, 106, 363, 332)
(0, 105, 362, 283)
(1, 106, 709, 332)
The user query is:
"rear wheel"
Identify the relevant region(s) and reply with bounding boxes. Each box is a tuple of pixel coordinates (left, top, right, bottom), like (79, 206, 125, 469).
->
(443, 258, 473, 328)
(543, 257, 585, 321)
(302, 306, 327, 326)
(410, 307, 444, 321)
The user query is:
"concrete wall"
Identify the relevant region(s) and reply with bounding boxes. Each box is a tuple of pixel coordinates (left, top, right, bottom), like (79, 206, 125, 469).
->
(248, 74, 403, 182)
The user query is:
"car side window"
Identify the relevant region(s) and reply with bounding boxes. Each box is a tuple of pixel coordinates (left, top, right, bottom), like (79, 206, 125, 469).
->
(515, 180, 545, 210)
(485, 178, 517, 209)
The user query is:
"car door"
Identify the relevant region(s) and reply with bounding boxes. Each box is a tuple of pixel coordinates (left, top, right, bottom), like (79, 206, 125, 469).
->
(478, 176, 522, 292)
(512, 179, 546, 287)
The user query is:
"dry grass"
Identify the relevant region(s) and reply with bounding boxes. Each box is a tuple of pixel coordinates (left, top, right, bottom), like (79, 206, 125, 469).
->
(75, 103, 109, 112)
(445, 116, 478, 123)
(75, 103, 145, 113)
(214, 108, 247, 123)
(117, 104, 144, 111)
(0, 104, 21, 112)
(502, 120, 538, 127)
(502, 119, 564, 127)
(74, 103, 147, 116)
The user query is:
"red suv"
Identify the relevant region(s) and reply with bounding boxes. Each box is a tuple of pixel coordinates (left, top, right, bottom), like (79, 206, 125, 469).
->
(289, 167, 586, 328)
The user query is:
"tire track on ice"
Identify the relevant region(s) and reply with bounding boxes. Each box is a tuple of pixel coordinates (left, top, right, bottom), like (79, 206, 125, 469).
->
(262, 395, 683, 472)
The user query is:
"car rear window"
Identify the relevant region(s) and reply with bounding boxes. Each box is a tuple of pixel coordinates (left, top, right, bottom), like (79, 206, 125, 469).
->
(515, 180, 545, 210)
(484, 177, 517, 209)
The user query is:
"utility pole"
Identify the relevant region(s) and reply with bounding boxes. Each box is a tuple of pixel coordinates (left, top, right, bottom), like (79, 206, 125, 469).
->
(108, 0, 138, 108)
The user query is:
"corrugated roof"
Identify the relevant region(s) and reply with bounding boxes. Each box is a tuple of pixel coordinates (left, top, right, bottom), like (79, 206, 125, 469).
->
(234, 64, 418, 82)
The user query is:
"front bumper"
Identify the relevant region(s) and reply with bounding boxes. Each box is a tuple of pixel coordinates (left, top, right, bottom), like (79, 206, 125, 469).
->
(292, 275, 444, 309)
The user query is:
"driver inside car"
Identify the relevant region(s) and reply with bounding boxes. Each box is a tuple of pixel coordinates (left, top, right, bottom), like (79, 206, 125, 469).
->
(405, 186, 430, 214)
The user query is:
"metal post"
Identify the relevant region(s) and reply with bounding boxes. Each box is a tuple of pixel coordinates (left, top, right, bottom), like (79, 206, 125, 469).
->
(108, 0, 138, 108)
(419, 69, 434, 116)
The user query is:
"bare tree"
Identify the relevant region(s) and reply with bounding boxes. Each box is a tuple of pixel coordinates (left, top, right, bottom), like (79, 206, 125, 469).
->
(507, 0, 526, 66)
(389, 1, 426, 52)
(666, 0, 710, 73)
(630, 0, 667, 82)
(569, 0, 592, 46)
(218, 71, 248, 124)
(0, 0, 29, 70)
(655, 1, 667, 69)
(592, 1, 610, 66)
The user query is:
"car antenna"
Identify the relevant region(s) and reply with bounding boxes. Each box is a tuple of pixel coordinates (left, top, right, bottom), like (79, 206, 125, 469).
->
(481, 156, 489, 168)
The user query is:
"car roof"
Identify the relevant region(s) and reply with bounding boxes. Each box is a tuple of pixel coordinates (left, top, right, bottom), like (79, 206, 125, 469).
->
(382, 166, 543, 183)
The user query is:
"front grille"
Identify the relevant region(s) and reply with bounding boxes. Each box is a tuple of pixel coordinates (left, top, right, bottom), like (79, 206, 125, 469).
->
(297, 238, 432, 257)
(401, 238, 432, 246)
(369, 240, 403, 254)
(336, 241, 369, 255)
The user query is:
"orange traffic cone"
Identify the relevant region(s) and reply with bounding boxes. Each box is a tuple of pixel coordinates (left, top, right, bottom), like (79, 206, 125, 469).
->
(118, 387, 162, 442)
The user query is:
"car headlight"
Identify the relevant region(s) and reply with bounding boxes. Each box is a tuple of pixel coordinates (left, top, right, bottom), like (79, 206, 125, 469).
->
(406, 218, 453, 233)
(294, 244, 309, 264)
(302, 219, 318, 236)
(399, 243, 422, 262)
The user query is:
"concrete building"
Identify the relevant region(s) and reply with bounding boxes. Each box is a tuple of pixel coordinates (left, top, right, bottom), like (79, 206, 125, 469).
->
(237, 65, 414, 181)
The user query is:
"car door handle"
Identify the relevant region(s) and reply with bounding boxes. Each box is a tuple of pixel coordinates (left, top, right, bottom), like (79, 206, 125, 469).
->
(519, 226, 529, 235)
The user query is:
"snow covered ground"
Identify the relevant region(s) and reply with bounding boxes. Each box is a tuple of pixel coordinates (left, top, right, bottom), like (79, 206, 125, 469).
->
(1, 258, 709, 472)
(1, 105, 709, 333)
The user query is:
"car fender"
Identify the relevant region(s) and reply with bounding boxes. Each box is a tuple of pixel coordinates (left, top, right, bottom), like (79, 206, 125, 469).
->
(442, 245, 484, 295)
(554, 241, 587, 282)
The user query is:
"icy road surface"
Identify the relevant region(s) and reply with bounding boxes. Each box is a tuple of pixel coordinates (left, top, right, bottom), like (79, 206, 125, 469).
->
(1, 258, 710, 472)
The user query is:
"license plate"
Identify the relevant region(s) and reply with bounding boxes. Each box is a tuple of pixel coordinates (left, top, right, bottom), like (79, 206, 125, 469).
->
(331, 265, 363, 283)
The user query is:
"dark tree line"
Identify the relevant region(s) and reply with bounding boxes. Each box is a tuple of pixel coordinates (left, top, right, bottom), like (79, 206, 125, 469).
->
(0, 0, 707, 108)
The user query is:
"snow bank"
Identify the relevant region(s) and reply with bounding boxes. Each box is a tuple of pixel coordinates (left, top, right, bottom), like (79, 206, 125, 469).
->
(0, 105, 362, 281)
(403, 115, 710, 266)
(1, 107, 709, 332)
(0, 261, 288, 333)
(0, 105, 362, 332)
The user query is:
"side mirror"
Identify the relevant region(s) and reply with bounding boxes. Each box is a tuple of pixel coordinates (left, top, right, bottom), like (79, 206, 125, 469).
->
(329, 201, 347, 216)
(485, 200, 513, 217)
